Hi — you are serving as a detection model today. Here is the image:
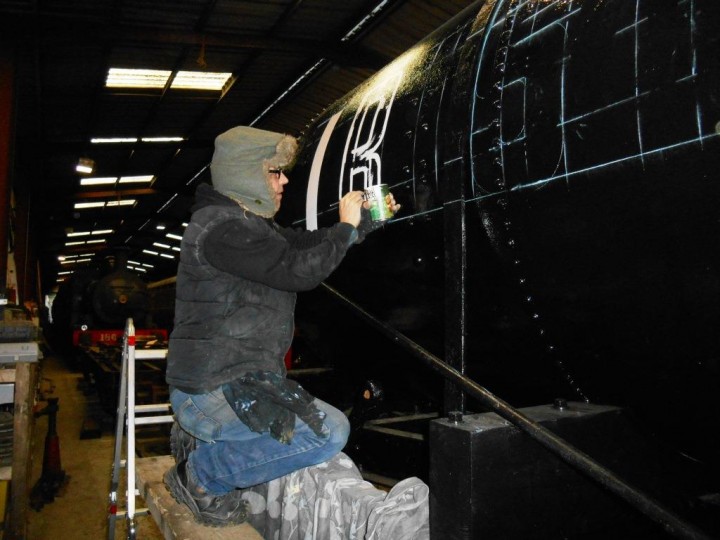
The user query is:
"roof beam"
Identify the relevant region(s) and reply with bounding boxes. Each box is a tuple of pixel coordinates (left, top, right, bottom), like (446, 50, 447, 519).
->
(72, 188, 158, 199)
(0, 15, 388, 69)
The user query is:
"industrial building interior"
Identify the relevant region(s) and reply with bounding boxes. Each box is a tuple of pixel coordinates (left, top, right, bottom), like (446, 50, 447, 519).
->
(1, 0, 720, 539)
(0, 1, 476, 538)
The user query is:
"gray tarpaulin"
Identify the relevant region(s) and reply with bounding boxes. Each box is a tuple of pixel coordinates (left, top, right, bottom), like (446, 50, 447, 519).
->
(239, 452, 429, 540)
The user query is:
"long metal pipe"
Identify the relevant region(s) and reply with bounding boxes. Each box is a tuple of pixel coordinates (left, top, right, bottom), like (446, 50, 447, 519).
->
(319, 282, 714, 540)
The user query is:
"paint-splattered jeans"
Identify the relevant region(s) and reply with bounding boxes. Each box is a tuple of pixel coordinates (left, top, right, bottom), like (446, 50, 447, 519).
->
(169, 386, 350, 495)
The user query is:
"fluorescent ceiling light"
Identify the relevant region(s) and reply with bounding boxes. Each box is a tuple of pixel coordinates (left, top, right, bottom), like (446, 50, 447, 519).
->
(65, 239, 106, 246)
(166, 233, 182, 240)
(171, 71, 232, 90)
(153, 242, 170, 249)
(106, 68, 172, 89)
(160, 253, 175, 259)
(106, 68, 231, 91)
(91, 137, 138, 144)
(81, 176, 154, 185)
(80, 177, 117, 186)
(74, 202, 105, 209)
(76, 157, 95, 174)
(74, 200, 136, 209)
(172, 246, 181, 252)
(91, 137, 184, 144)
(106, 199, 137, 207)
(156, 225, 166, 230)
(119, 175, 154, 184)
(142, 137, 184, 142)
(143, 250, 158, 256)
(67, 229, 114, 237)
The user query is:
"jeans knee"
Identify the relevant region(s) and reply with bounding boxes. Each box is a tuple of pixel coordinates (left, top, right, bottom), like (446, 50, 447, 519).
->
(325, 410, 350, 451)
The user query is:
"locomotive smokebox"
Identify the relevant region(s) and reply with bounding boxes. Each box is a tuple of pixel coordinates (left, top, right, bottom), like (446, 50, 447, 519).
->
(91, 250, 149, 327)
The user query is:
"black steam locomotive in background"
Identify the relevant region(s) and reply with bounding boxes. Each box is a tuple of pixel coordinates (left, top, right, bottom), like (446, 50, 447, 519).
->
(48, 250, 161, 353)
(48, 250, 168, 416)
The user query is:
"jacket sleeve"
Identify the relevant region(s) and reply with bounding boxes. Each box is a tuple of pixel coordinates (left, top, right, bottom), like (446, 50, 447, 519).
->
(203, 215, 358, 291)
(277, 224, 333, 249)
(282, 207, 382, 247)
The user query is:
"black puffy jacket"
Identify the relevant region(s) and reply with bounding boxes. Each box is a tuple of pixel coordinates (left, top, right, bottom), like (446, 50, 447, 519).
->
(166, 184, 357, 393)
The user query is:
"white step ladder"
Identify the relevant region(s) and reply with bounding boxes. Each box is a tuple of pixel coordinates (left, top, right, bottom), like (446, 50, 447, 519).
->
(107, 318, 171, 540)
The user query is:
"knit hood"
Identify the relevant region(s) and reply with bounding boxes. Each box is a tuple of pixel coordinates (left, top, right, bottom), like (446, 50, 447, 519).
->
(210, 126, 297, 218)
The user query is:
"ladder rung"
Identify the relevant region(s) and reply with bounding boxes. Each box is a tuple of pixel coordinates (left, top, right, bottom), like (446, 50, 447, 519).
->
(134, 415, 174, 426)
(135, 403, 171, 413)
(134, 349, 168, 359)
(113, 508, 149, 518)
(109, 322, 171, 540)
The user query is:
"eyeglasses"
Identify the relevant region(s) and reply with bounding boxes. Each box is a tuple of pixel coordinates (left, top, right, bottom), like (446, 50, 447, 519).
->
(268, 168, 283, 178)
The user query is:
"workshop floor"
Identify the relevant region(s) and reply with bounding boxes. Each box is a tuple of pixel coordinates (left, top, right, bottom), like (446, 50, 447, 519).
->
(26, 352, 165, 540)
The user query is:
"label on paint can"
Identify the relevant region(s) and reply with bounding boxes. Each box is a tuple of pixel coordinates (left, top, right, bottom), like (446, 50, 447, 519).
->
(363, 184, 393, 222)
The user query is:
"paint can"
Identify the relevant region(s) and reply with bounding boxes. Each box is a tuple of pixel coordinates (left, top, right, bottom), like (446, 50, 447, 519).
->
(363, 184, 393, 222)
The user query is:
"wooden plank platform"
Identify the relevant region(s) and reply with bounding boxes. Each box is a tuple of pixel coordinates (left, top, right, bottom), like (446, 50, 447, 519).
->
(135, 456, 263, 540)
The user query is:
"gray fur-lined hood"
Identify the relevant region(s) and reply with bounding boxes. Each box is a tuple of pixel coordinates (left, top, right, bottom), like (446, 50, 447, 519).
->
(210, 125, 297, 218)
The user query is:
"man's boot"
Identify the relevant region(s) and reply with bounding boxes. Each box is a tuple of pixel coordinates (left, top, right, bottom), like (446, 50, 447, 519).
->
(170, 421, 197, 464)
(163, 460, 248, 527)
